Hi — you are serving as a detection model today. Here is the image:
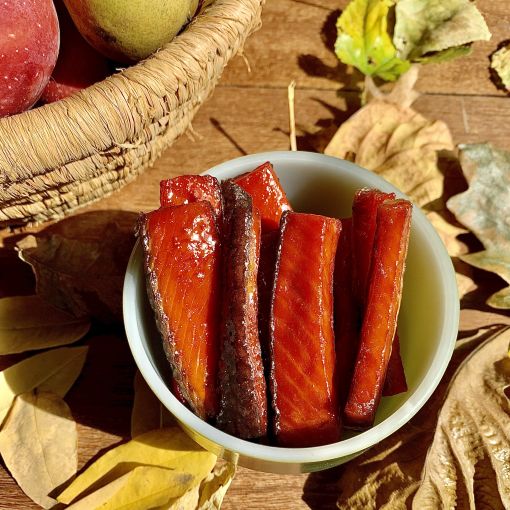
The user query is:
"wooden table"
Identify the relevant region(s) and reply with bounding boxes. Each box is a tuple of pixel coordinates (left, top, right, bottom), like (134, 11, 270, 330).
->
(1, 0, 510, 508)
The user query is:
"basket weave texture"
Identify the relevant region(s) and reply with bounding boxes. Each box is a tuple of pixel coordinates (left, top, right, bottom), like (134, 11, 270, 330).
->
(0, 0, 263, 226)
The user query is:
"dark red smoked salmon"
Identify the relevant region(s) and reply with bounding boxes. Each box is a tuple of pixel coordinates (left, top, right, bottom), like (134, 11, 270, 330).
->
(382, 334, 408, 396)
(352, 188, 407, 397)
(333, 218, 360, 407)
(216, 181, 268, 439)
(160, 175, 222, 218)
(139, 202, 220, 420)
(270, 212, 342, 447)
(257, 229, 279, 366)
(344, 199, 412, 428)
(233, 161, 292, 232)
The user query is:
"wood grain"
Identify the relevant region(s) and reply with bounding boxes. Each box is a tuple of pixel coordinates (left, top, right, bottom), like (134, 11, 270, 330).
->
(1, 0, 510, 508)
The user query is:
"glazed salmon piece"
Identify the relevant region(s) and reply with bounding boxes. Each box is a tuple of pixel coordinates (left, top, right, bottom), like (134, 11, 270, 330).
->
(270, 212, 342, 447)
(216, 181, 267, 439)
(352, 188, 395, 306)
(233, 161, 292, 232)
(352, 188, 407, 397)
(333, 218, 360, 406)
(139, 202, 220, 420)
(344, 199, 412, 428)
(160, 175, 222, 218)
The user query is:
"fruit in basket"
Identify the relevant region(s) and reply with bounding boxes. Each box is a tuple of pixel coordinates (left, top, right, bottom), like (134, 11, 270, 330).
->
(41, 0, 110, 104)
(62, 0, 200, 62)
(139, 202, 221, 420)
(0, 0, 60, 117)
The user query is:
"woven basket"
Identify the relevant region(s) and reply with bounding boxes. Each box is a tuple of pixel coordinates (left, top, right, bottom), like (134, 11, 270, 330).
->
(0, 0, 263, 226)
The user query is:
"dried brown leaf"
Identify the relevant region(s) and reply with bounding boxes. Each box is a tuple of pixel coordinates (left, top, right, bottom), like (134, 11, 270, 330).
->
(0, 295, 90, 355)
(447, 143, 510, 309)
(131, 370, 175, 438)
(413, 328, 510, 508)
(325, 66, 453, 207)
(0, 390, 77, 509)
(17, 217, 135, 323)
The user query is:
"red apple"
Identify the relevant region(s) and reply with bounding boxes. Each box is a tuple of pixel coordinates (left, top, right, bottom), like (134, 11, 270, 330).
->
(0, 0, 60, 117)
(41, 0, 110, 104)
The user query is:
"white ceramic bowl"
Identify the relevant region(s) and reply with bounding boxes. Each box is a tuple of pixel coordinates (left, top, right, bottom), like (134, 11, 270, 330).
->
(123, 151, 459, 474)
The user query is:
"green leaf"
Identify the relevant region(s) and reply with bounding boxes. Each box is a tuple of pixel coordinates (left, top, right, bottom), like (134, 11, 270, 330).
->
(491, 44, 510, 91)
(335, 0, 411, 81)
(447, 143, 510, 309)
(394, 0, 491, 61)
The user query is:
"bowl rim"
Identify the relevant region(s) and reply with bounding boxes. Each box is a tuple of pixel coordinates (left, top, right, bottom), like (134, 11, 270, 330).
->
(123, 150, 459, 464)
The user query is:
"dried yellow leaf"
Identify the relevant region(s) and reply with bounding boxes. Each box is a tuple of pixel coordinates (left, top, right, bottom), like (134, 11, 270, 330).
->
(197, 462, 236, 510)
(0, 295, 90, 355)
(58, 427, 217, 505)
(491, 44, 510, 91)
(66, 466, 194, 510)
(0, 391, 77, 509)
(131, 370, 175, 438)
(0, 346, 88, 425)
(325, 66, 453, 207)
(151, 462, 236, 510)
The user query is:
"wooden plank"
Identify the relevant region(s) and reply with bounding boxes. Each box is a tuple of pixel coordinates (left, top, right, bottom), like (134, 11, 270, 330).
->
(221, 0, 510, 97)
(70, 85, 510, 217)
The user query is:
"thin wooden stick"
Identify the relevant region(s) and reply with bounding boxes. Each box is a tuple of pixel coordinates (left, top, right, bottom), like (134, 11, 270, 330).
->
(288, 80, 297, 151)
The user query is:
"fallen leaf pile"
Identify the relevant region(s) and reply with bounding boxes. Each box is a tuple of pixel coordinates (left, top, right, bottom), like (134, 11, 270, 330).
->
(448, 143, 510, 309)
(0, 296, 234, 509)
(335, 326, 510, 509)
(335, 0, 491, 80)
